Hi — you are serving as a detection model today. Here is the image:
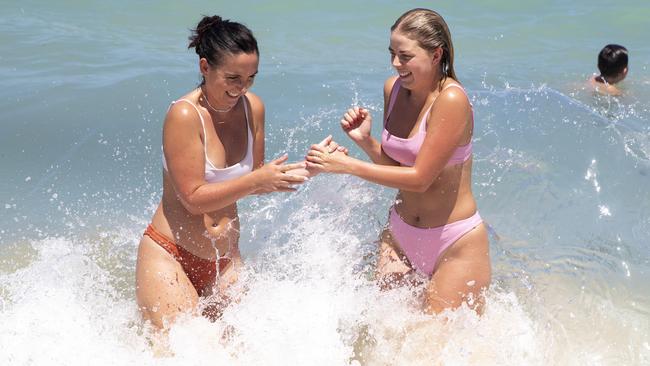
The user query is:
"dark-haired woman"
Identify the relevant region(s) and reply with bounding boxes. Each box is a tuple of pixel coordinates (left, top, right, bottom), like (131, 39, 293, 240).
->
(307, 9, 490, 314)
(135, 16, 320, 329)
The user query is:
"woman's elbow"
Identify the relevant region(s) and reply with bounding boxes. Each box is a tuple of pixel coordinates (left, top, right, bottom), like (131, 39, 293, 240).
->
(398, 181, 429, 193)
(186, 205, 204, 216)
(408, 174, 435, 193)
(177, 193, 204, 215)
(414, 182, 432, 193)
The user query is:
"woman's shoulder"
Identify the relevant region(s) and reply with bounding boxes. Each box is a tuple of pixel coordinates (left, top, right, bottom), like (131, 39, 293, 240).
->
(437, 79, 471, 108)
(244, 91, 264, 112)
(383, 76, 400, 95)
(244, 91, 265, 133)
(165, 90, 203, 129)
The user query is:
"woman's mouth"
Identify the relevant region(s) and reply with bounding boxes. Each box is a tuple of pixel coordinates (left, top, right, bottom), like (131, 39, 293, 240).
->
(398, 71, 412, 78)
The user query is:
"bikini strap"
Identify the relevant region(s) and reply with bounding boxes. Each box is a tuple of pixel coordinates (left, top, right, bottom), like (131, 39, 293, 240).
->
(241, 96, 255, 155)
(384, 78, 401, 127)
(440, 83, 467, 96)
(174, 99, 210, 161)
(242, 96, 252, 140)
(242, 95, 250, 123)
(419, 105, 433, 133)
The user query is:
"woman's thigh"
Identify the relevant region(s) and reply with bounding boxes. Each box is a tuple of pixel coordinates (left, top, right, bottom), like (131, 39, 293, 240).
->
(375, 228, 422, 289)
(135, 236, 199, 329)
(425, 223, 491, 314)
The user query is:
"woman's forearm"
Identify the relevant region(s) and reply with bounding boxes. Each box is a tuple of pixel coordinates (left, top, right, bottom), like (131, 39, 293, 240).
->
(356, 137, 397, 166)
(356, 137, 382, 162)
(179, 173, 259, 215)
(345, 157, 436, 193)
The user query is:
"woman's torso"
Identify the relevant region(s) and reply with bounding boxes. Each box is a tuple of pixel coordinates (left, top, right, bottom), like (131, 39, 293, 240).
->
(382, 78, 477, 228)
(153, 88, 253, 259)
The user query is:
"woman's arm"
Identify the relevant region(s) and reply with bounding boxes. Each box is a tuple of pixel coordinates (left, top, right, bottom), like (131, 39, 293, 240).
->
(340, 77, 400, 166)
(164, 98, 305, 215)
(354, 131, 398, 166)
(247, 92, 266, 169)
(307, 87, 471, 192)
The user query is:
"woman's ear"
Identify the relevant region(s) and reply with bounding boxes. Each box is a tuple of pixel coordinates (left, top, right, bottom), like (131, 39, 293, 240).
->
(199, 58, 210, 77)
(432, 47, 443, 65)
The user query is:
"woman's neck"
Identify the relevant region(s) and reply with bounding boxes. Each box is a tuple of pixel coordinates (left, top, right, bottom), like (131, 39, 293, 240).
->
(405, 74, 445, 106)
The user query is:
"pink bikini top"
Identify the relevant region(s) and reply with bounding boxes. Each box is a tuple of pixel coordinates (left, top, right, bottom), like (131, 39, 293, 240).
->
(162, 97, 253, 183)
(381, 79, 473, 167)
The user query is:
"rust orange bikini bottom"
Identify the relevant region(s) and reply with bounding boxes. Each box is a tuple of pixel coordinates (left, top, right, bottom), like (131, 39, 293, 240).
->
(143, 224, 231, 296)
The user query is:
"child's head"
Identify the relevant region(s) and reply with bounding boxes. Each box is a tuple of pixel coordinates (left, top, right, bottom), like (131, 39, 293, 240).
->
(598, 44, 628, 82)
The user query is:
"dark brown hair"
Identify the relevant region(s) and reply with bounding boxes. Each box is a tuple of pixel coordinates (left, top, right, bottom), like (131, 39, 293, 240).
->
(188, 15, 258, 69)
(598, 44, 628, 78)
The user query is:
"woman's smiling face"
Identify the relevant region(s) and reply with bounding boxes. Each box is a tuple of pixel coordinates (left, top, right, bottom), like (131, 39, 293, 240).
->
(389, 31, 441, 90)
(201, 51, 259, 110)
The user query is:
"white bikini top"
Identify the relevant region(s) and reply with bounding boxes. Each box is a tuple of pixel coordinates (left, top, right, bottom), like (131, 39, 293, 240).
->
(162, 97, 254, 183)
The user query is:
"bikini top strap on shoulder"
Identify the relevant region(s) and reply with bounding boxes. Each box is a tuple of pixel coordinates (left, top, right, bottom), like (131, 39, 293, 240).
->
(440, 83, 466, 94)
(174, 99, 210, 157)
(242, 96, 250, 124)
(384, 78, 402, 127)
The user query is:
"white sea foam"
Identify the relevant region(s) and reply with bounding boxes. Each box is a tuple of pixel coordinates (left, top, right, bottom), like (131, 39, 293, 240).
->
(2, 177, 648, 365)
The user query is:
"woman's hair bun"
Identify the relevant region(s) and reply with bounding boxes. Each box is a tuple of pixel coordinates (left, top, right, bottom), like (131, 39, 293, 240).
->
(188, 15, 222, 50)
(187, 15, 258, 70)
(196, 15, 222, 34)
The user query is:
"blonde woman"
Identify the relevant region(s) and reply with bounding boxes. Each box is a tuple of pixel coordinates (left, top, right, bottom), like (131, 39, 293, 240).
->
(307, 8, 490, 313)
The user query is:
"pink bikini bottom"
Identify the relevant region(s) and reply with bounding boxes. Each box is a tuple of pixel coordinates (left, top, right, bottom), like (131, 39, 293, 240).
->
(388, 207, 483, 277)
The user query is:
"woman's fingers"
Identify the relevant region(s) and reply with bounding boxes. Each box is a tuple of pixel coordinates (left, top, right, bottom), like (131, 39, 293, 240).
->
(306, 149, 326, 158)
(270, 154, 289, 165)
(282, 173, 309, 183)
(276, 186, 297, 192)
(309, 144, 326, 153)
(281, 161, 307, 172)
(305, 154, 323, 164)
(305, 161, 324, 171)
(316, 135, 333, 147)
(327, 141, 339, 153)
(359, 107, 368, 118)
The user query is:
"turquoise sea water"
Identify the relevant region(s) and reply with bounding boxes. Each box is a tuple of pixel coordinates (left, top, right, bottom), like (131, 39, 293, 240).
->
(1, 1, 649, 365)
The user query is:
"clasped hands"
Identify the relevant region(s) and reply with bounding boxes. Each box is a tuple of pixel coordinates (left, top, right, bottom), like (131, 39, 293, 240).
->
(305, 106, 371, 175)
(256, 106, 371, 192)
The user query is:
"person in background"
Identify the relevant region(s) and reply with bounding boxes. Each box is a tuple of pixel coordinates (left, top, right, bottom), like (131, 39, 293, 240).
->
(589, 44, 628, 96)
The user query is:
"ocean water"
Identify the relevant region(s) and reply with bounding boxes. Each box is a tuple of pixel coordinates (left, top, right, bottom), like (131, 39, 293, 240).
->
(1, 1, 649, 365)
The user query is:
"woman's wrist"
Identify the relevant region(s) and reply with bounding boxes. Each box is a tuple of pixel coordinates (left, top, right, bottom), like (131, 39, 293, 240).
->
(358, 136, 379, 154)
(341, 156, 359, 175)
(246, 169, 263, 192)
(353, 135, 372, 148)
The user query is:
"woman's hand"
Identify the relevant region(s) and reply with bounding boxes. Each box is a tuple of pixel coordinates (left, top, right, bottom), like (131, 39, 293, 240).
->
(305, 143, 352, 174)
(341, 107, 372, 144)
(252, 155, 308, 194)
(301, 135, 348, 177)
(317, 135, 349, 154)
